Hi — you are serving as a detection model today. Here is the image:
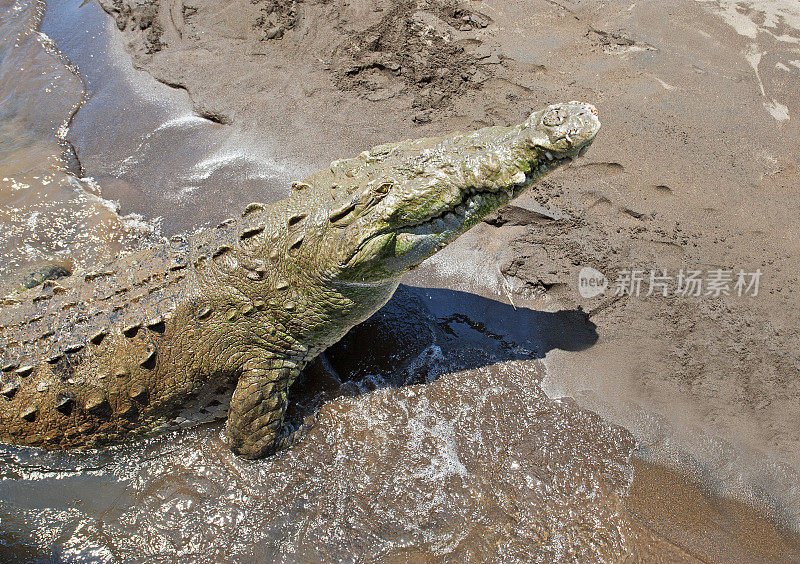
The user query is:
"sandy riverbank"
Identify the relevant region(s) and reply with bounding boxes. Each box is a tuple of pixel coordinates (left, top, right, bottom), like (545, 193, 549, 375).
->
(53, 0, 800, 557)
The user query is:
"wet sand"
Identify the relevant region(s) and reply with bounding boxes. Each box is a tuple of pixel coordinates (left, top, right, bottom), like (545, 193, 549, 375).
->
(0, 0, 161, 284)
(0, 0, 798, 559)
(88, 0, 800, 550)
(627, 459, 800, 562)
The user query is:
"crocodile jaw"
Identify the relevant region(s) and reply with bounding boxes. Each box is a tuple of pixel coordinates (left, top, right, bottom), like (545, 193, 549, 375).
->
(335, 101, 600, 282)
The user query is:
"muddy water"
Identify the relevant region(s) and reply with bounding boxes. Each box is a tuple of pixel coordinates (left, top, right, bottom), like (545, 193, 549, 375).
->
(0, 0, 162, 288)
(0, 0, 642, 560)
(0, 287, 638, 561)
(40, 0, 303, 236)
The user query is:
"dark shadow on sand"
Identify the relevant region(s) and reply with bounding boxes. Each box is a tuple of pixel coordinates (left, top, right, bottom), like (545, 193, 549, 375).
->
(287, 284, 599, 425)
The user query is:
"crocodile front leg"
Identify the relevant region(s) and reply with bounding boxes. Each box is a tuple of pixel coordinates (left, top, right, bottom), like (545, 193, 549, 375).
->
(225, 359, 304, 459)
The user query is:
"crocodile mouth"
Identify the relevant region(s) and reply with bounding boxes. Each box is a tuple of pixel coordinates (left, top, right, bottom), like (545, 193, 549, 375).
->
(339, 146, 584, 270)
(401, 151, 577, 240)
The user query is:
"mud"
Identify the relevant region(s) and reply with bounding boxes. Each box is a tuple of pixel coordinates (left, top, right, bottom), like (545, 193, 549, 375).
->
(1, 0, 799, 559)
(115, 0, 797, 533)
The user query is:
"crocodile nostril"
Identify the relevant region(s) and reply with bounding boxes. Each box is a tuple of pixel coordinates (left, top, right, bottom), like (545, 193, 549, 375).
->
(542, 107, 567, 126)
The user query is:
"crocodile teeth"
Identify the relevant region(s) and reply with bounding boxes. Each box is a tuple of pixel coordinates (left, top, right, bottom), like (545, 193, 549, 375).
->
(545, 151, 554, 160)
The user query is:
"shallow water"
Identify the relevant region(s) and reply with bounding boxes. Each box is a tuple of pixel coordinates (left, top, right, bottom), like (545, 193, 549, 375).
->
(0, 0, 643, 560)
(0, 0, 162, 285)
(40, 0, 304, 236)
(0, 285, 637, 561)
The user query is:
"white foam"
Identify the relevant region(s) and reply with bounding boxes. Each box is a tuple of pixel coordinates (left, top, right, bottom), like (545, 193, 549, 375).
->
(26, 210, 39, 228)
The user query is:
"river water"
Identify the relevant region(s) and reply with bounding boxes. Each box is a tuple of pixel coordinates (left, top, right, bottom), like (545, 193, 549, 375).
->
(0, 0, 164, 289)
(0, 0, 644, 560)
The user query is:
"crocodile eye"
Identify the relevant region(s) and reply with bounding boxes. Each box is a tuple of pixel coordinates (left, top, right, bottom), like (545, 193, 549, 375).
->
(375, 182, 392, 195)
(542, 107, 567, 127)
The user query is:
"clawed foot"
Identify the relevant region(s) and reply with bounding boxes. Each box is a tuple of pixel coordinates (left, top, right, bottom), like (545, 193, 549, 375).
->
(274, 413, 317, 452)
(228, 416, 315, 460)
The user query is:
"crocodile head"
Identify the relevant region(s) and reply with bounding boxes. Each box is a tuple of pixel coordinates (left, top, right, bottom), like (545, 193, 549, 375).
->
(330, 101, 600, 283)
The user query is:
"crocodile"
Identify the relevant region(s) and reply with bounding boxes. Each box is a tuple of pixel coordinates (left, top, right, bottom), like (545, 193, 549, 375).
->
(0, 102, 600, 459)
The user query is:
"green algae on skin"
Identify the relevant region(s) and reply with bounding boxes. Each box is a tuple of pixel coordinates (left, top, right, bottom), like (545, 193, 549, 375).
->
(0, 102, 599, 459)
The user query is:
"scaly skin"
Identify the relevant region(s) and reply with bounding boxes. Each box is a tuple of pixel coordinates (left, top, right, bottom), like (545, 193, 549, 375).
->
(0, 102, 600, 459)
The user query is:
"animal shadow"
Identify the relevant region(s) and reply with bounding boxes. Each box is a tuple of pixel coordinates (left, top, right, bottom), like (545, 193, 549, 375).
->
(285, 284, 599, 426)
